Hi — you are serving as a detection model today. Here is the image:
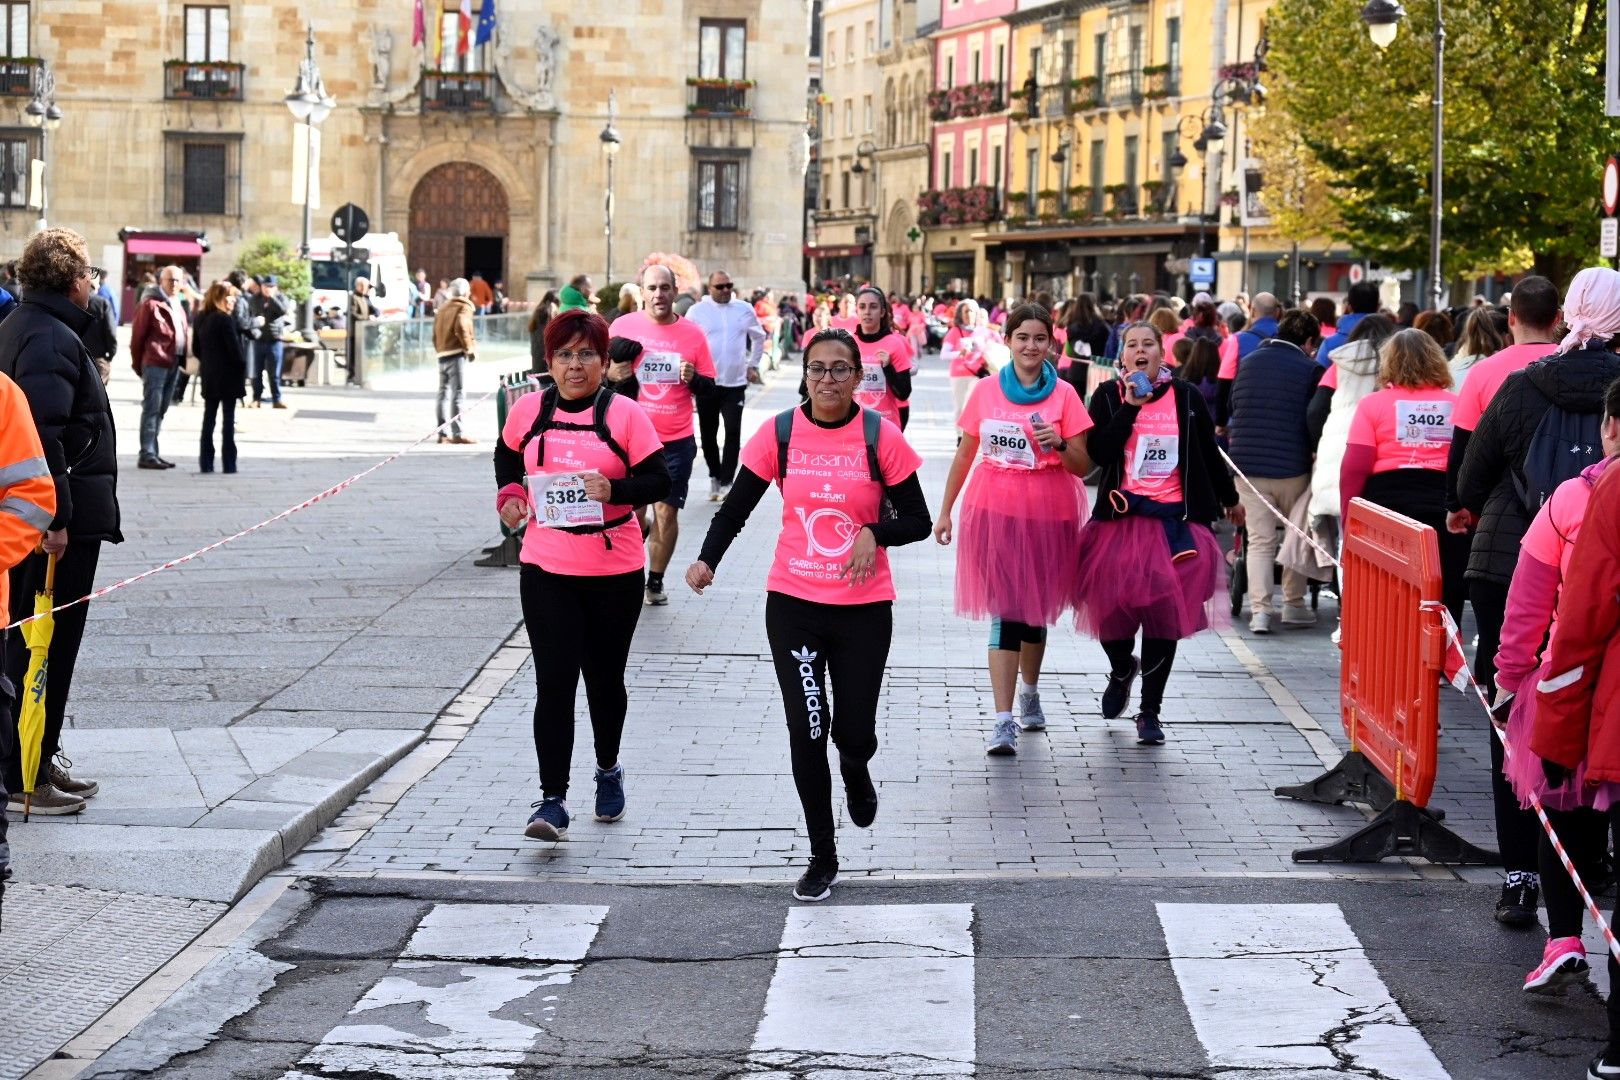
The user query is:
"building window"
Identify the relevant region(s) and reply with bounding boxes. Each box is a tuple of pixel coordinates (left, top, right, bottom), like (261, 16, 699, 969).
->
(822, 169, 832, 210)
(844, 99, 853, 136)
(184, 5, 230, 62)
(435, 7, 490, 72)
(967, 144, 978, 186)
(1093, 32, 1106, 77)
(0, 2, 27, 57)
(845, 26, 854, 63)
(1166, 17, 1182, 93)
(863, 94, 873, 133)
(694, 155, 743, 230)
(970, 47, 980, 82)
(827, 30, 836, 66)
(1123, 134, 1139, 213)
(945, 54, 954, 89)
(1089, 139, 1106, 215)
(1129, 26, 1143, 72)
(990, 142, 1003, 193)
(865, 20, 874, 56)
(1025, 146, 1038, 214)
(842, 169, 851, 209)
(165, 133, 241, 216)
(1161, 130, 1179, 210)
(699, 19, 746, 80)
(0, 129, 35, 208)
(942, 149, 953, 188)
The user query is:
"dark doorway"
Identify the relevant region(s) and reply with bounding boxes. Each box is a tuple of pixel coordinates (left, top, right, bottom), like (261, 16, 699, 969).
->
(464, 236, 505, 285)
(408, 162, 510, 288)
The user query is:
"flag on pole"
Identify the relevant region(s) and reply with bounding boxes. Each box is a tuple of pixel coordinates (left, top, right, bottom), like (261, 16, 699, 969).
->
(475, 0, 497, 47)
(429, 2, 442, 67)
(457, 0, 473, 55)
(412, 0, 425, 48)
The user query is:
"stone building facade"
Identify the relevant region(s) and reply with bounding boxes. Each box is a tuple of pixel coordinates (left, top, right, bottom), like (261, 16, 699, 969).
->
(807, 0, 882, 288)
(872, 0, 933, 295)
(0, 0, 811, 310)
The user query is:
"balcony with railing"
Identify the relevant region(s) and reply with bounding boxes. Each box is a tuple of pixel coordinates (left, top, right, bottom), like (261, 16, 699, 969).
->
(0, 57, 39, 97)
(1105, 70, 1143, 106)
(687, 78, 755, 117)
(163, 61, 245, 102)
(1142, 65, 1180, 101)
(421, 71, 495, 112)
(927, 81, 1005, 123)
(916, 186, 1000, 228)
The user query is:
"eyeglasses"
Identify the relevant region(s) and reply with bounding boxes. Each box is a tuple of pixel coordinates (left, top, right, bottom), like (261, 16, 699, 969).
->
(712, 282, 734, 291)
(805, 363, 857, 382)
(552, 349, 601, 367)
(87, 266, 105, 280)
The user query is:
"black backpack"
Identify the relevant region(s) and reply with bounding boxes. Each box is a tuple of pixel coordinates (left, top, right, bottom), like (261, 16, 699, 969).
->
(774, 406, 897, 521)
(519, 386, 634, 545)
(1513, 398, 1604, 513)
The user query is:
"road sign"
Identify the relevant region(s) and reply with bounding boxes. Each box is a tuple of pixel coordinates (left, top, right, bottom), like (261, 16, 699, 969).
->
(1189, 257, 1216, 286)
(1603, 218, 1618, 259)
(1348, 263, 1366, 285)
(331, 203, 370, 243)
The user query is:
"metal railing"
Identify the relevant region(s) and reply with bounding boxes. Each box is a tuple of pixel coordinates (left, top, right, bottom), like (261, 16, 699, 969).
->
(0, 58, 39, 97)
(1105, 70, 1143, 106)
(421, 71, 495, 112)
(357, 312, 534, 386)
(164, 62, 245, 101)
(687, 80, 752, 116)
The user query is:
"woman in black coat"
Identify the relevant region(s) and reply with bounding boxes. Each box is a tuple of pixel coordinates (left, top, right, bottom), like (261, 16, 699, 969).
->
(193, 281, 247, 474)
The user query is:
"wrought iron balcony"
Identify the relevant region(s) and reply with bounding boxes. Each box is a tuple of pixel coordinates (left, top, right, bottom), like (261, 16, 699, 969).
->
(0, 57, 39, 97)
(421, 71, 495, 112)
(1105, 70, 1143, 106)
(163, 61, 245, 102)
(687, 78, 754, 117)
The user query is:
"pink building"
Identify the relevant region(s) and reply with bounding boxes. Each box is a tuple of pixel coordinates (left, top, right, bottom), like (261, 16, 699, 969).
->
(923, 0, 1015, 293)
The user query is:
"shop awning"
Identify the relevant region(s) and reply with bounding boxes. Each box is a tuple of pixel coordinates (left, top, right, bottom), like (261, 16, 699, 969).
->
(124, 236, 207, 257)
(804, 243, 870, 258)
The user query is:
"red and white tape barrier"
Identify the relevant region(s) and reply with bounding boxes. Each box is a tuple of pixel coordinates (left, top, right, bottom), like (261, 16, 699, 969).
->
(2, 387, 498, 634)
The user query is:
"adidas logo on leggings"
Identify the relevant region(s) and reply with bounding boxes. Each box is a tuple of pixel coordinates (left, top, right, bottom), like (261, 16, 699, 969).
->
(792, 646, 823, 740)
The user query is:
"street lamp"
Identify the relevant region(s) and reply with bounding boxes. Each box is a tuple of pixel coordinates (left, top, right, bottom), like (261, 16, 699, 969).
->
(1363, 0, 1445, 309)
(600, 90, 621, 282)
(23, 61, 61, 230)
(286, 24, 335, 333)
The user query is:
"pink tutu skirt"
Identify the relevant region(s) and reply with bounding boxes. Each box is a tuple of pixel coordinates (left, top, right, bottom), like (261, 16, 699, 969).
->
(955, 465, 1088, 627)
(1071, 515, 1225, 641)
(1503, 662, 1620, 813)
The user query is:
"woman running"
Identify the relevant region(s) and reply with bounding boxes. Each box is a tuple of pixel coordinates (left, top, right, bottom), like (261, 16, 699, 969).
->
(494, 308, 671, 841)
(942, 299, 990, 420)
(686, 328, 932, 901)
(852, 285, 915, 430)
(1072, 321, 1241, 746)
(934, 303, 1093, 756)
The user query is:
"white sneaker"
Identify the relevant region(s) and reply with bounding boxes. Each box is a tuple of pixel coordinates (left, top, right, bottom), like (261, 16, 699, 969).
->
(708, 478, 721, 502)
(1281, 604, 1317, 627)
(1249, 611, 1273, 634)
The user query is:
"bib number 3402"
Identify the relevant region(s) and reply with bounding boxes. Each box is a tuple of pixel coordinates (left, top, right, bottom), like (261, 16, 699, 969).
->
(527, 472, 605, 528)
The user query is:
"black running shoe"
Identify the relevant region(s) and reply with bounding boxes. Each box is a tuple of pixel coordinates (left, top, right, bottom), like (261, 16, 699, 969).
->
(793, 859, 839, 902)
(842, 757, 878, 829)
(1496, 875, 1540, 928)
(1101, 657, 1140, 719)
(1589, 1050, 1620, 1080)
(1134, 712, 1165, 746)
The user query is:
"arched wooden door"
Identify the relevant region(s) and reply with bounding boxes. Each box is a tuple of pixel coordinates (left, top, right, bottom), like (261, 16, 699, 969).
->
(408, 162, 510, 287)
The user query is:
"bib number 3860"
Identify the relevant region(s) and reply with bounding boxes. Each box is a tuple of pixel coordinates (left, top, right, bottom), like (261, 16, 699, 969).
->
(527, 472, 605, 528)
(980, 419, 1037, 469)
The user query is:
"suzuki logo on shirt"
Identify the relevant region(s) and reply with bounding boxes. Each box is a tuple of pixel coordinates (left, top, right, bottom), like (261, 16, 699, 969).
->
(795, 506, 860, 558)
(809, 482, 847, 504)
(792, 646, 823, 739)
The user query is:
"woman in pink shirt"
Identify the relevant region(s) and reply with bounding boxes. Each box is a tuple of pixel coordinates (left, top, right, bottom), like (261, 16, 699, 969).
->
(1500, 382, 1620, 995)
(941, 301, 988, 421)
(935, 304, 1094, 756)
(1339, 328, 1467, 622)
(685, 327, 932, 902)
(493, 309, 672, 843)
(852, 285, 915, 430)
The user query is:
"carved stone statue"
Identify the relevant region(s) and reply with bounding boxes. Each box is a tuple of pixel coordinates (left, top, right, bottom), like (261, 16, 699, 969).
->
(534, 25, 559, 95)
(370, 28, 393, 91)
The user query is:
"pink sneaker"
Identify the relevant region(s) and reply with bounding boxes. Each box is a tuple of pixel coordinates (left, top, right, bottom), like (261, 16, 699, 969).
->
(1524, 936, 1589, 994)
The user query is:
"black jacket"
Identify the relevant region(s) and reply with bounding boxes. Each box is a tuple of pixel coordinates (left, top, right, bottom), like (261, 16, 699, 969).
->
(1457, 345, 1620, 585)
(193, 309, 248, 402)
(82, 294, 118, 361)
(1227, 339, 1321, 479)
(1086, 377, 1238, 526)
(251, 291, 292, 339)
(0, 291, 122, 541)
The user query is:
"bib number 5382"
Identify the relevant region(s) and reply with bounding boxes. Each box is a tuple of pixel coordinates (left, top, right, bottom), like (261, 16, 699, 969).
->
(527, 472, 605, 528)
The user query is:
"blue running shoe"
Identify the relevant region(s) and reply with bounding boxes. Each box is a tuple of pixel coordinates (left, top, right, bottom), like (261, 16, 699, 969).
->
(525, 797, 569, 841)
(986, 718, 1019, 756)
(1134, 713, 1165, 746)
(594, 764, 626, 823)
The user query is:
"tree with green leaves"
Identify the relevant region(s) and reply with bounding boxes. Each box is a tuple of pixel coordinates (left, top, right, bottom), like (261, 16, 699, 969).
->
(237, 234, 311, 305)
(1256, 0, 1620, 287)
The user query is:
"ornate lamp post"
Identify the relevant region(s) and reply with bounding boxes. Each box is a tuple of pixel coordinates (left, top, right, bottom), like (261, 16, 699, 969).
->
(600, 91, 622, 281)
(285, 25, 335, 332)
(23, 61, 63, 231)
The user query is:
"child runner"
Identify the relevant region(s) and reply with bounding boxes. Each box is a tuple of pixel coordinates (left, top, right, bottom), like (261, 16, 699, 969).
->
(1072, 321, 1241, 745)
(934, 302, 1093, 756)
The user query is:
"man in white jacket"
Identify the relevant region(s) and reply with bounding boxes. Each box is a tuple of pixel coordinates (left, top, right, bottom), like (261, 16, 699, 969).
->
(686, 270, 765, 502)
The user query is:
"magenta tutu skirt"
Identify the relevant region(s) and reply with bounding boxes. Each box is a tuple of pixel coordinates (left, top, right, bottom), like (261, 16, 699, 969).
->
(955, 465, 1088, 626)
(1503, 662, 1620, 813)
(1071, 515, 1225, 641)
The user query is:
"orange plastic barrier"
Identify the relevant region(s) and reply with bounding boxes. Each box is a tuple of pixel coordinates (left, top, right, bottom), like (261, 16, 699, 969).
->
(1276, 498, 1495, 864)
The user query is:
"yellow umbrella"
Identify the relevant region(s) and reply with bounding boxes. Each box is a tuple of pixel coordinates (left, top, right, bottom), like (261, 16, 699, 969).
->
(17, 552, 55, 819)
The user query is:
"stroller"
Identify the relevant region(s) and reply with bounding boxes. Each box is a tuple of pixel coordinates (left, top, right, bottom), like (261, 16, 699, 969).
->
(1225, 524, 1333, 618)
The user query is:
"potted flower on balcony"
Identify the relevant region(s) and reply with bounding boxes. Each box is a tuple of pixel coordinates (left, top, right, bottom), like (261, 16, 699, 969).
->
(685, 76, 756, 88)
(1220, 187, 1242, 208)
(1066, 185, 1089, 206)
(926, 89, 952, 122)
(1141, 64, 1172, 101)
(1141, 179, 1167, 212)
(1036, 188, 1059, 215)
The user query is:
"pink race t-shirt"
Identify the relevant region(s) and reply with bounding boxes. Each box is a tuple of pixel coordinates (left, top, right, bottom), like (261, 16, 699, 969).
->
(1216, 334, 1240, 379)
(1320, 364, 1340, 391)
(611, 311, 717, 443)
(1453, 342, 1556, 431)
(943, 327, 986, 378)
(852, 330, 915, 427)
(501, 391, 664, 576)
(958, 376, 1093, 472)
(738, 408, 924, 605)
(1121, 389, 1184, 502)
(1347, 386, 1459, 474)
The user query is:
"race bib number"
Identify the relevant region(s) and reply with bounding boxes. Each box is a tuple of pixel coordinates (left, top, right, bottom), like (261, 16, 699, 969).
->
(980, 419, 1037, 470)
(527, 472, 605, 528)
(1395, 399, 1454, 446)
(1131, 434, 1179, 480)
(859, 363, 886, 395)
(640, 352, 682, 385)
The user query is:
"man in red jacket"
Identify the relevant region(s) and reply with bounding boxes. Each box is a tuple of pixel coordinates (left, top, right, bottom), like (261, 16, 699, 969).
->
(128, 265, 189, 469)
(1533, 454, 1620, 1080)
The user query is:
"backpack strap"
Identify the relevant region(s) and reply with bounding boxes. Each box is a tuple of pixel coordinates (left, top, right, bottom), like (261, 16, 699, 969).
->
(518, 386, 560, 459)
(590, 386, 633, 470)
(773, 407, 797, 488)
(861, 406, 884, 485)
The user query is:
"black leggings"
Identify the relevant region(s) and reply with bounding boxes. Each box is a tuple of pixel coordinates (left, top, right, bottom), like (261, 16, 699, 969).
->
(990, 619, 1047, 652)
(520, 565, 644, 800)
(766, 592, 893, 864)
(1470, 578, 1539, 873)
(1540, 807, 1611, 939)
(1102, 637, 1177, 715)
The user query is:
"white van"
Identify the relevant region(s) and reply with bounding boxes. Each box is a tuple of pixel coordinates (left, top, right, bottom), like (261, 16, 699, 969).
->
(307, 232, 413, 320)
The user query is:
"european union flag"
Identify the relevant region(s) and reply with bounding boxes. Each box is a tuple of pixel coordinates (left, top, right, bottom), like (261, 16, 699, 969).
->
(475, 0, 497, 47)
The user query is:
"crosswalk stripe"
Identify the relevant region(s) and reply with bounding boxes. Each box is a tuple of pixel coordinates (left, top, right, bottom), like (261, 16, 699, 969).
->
(749, 903, 977, 1077)
(1158, 902, 1450, 1080)
(282, 903, 607, 1080)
